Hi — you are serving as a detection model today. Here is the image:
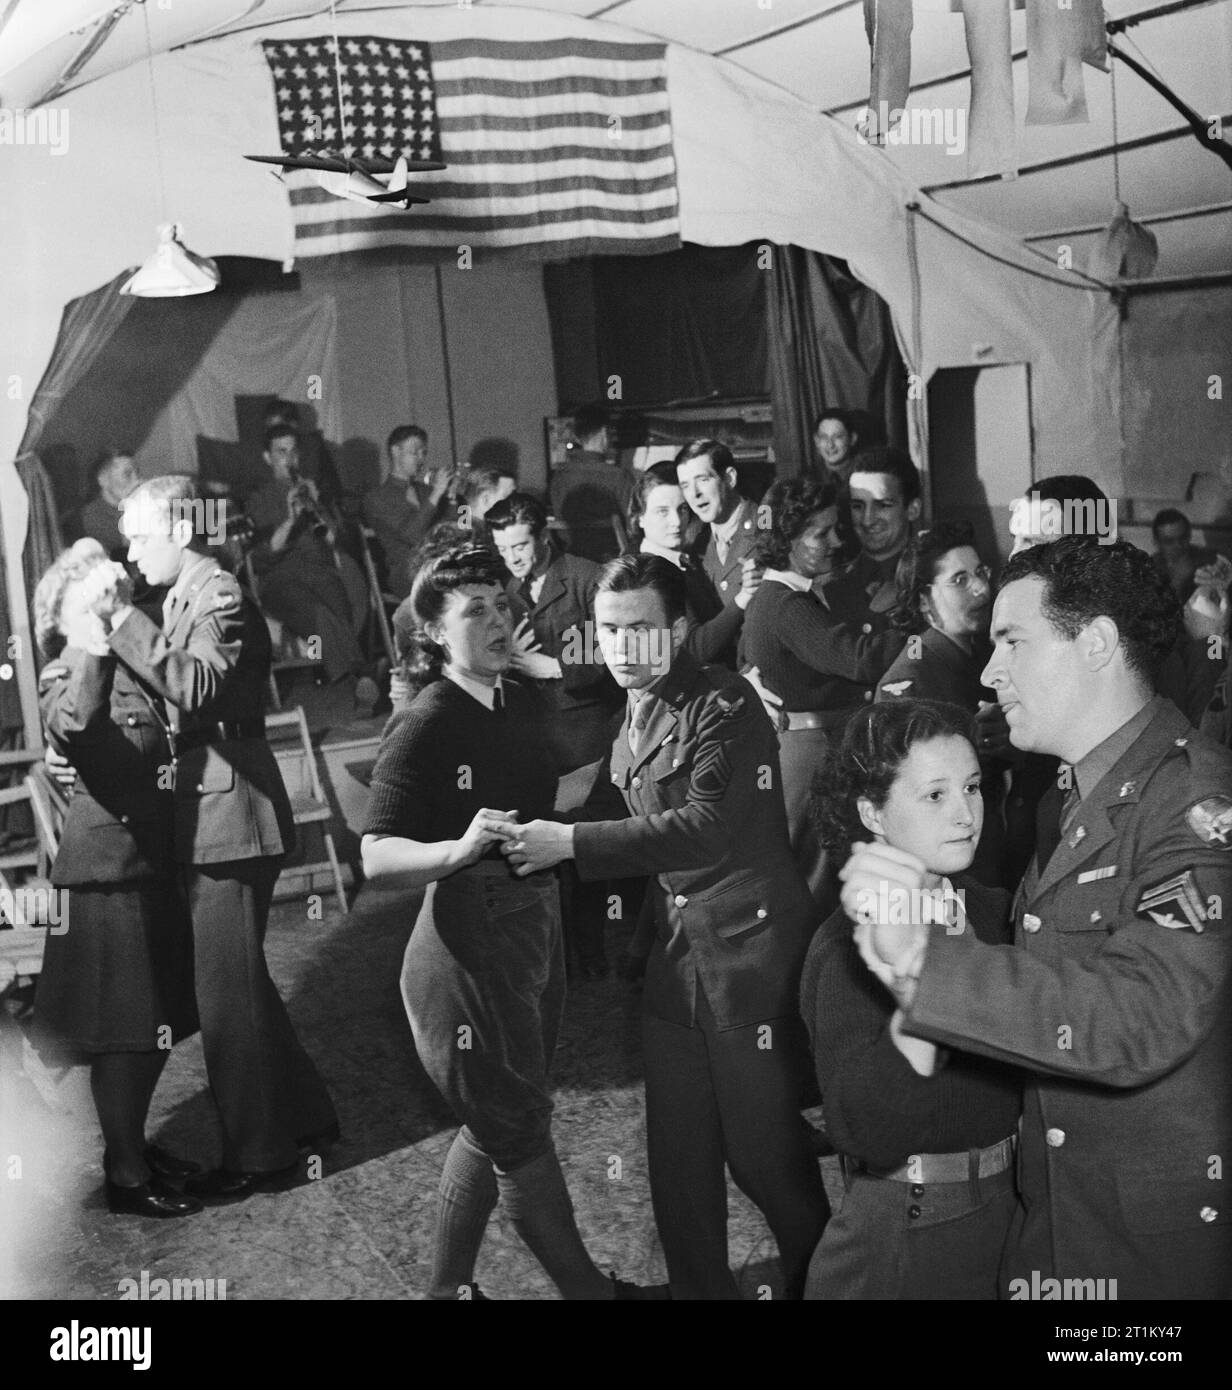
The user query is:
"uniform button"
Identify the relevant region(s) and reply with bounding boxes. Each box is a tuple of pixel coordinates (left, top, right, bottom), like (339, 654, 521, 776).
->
(1023, 913, 1041, 933)
(862, 623, 872, 634)
(910, 1184, 925, 1199)
(863, 690, 873, 702)
(1090, 910, 1102, 924)
(1200, 1206, 1218, 1223)
(673, 894, 688, 908)
(671, 758, 681, 767)
(126, 715, 137, 727)
(907, 1205, 921, 1220)
(196, 784, 205, 792)
(1175, 738, 1188, 747)
(756, 907, 767, 919)
(631, 776, 642, 789)
(720, 580, 729, 590)
(1045, 1127, 1066, 1147)
(119, 814, 130, 825)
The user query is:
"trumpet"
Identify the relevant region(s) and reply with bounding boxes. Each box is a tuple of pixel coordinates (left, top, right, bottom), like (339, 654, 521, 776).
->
(287, 462, 329, 537)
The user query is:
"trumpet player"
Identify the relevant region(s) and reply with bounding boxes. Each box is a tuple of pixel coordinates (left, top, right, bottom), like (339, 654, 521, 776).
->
(246, 424, 379, 711)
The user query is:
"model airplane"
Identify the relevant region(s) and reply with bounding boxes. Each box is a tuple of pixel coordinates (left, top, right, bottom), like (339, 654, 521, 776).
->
(245, 150, 445, 208)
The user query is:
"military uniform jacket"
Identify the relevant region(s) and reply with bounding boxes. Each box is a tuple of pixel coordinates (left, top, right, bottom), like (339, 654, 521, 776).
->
(905, 697, 1232, 1298)
(691, 499, 760, 613)
(39, 647, 175, 885)
(108, 558, 294, 866)
(572, 652, 815, 1030)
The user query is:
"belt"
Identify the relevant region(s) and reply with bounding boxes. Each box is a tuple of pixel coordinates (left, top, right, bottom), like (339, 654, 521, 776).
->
(172, 720, 266, 752)
(856, 1135, 1015, 1184)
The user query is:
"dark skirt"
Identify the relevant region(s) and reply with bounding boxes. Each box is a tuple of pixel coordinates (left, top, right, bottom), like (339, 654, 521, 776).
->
(33, 880, 198, 1058)
(401, 860, 564, 1171)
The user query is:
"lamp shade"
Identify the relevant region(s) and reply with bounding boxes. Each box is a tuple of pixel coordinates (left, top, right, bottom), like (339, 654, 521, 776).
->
(121, 223, 220, 297)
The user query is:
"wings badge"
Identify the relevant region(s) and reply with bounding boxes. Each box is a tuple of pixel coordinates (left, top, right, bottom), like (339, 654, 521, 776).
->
(881, 680, 913, 697)
(1186, 797, 1232, 850)
(1136, 870, 1209, 933)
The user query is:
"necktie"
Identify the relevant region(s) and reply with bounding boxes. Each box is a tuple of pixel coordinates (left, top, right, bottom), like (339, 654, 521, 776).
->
(162, 588, 181, 629)
(1035, 778, 1079, 870)
(628, 693, 649, 755)
(492, 685, 504, 715)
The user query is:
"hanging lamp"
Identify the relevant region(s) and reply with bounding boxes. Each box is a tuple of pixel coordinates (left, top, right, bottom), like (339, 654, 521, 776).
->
(121, 4, 218, 297)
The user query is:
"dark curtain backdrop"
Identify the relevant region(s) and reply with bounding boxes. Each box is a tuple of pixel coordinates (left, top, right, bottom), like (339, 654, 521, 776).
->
(767, 247, 907, 477)
(544, 243, 768, 409)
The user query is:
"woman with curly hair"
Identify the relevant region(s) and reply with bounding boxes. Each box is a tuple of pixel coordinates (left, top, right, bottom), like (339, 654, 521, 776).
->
(32, 538, 201, 1218)
(876, 521, 1005, 883)
(361, 543, 661, 1300)
(800, 699, 1020, 1299)
(738, 477, 904, 910)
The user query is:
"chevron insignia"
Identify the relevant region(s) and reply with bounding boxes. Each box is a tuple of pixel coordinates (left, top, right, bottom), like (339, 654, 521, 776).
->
(1136, 870, 1208, 933)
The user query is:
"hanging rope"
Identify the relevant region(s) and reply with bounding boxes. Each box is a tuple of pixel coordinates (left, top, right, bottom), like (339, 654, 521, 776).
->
(140, 0, 169, 224)
(1110, 49, 1121, 205)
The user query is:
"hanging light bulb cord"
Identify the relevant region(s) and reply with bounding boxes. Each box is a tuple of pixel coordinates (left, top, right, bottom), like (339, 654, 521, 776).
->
(141, 0, 171, 232)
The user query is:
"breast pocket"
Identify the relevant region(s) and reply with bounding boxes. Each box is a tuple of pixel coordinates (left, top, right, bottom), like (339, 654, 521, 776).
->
(651, 734, 694, 786)
(1054, 874, 1122, 933)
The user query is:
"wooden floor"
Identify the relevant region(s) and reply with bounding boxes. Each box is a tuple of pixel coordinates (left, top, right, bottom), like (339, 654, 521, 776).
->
(1, 887, 843, 1301)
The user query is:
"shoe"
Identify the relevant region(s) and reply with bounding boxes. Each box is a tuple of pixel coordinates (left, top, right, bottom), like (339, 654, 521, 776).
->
(144, 1144, 201, 1180)
(610, 1274, 672, 1300)
(296, 1120, 341, 1153)
(106, 1174, 203, 1219)
(184, 1160, 301, 1201)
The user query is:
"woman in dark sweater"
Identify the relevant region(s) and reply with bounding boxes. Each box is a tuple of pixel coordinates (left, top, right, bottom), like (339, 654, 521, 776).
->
(361, 544, 655, 1301)
(738, 478, 904, 911)
(801, 699, 1021, 1300)
(875, 521, 1007, 885)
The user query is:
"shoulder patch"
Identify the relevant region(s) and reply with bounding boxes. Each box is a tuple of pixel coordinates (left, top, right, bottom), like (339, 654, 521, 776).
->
(714, 690, 746, 719)
(881, 680, 913, 697)
(1137, 870, 1209, 932)
(1186, 797, 1232, 849)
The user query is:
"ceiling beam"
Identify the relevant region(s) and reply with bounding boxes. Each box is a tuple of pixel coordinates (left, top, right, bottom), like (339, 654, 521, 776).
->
(1023, 199, 1232, 240)
(717, 1, 862, 57)
(923, 111, 1232, 192)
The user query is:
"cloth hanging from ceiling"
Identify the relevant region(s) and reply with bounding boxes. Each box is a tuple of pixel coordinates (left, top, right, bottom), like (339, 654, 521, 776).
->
(766, 247, 907, 478)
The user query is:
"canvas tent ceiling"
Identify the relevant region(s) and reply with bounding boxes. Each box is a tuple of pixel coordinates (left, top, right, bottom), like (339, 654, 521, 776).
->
(2, 0, 1230, 278)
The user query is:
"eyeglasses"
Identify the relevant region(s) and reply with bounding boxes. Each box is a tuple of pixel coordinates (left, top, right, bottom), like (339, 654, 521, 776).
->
(934, 565, 991, 591)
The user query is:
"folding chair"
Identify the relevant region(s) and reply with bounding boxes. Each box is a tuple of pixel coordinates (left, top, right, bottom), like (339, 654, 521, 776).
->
(241, 552, 325, 710)
(357, 525, 398, 668)
(265, 707, 348, 913)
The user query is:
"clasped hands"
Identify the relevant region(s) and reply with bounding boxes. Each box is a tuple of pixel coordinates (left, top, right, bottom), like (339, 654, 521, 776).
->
(840, 840, 935, 1010)
(79, 561, 133, 623)
(457, 807, 572, 875)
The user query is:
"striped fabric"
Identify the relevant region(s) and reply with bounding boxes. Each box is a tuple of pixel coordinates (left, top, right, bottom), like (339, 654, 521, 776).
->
(260, 35, 680, 260)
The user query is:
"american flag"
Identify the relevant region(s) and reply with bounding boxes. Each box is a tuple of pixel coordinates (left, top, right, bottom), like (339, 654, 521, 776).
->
(260, 36, 681, 259)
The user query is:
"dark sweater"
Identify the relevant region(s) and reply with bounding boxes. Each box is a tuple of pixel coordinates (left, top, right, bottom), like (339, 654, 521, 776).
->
(365, 677, 558, 850)
(800, 875, 1021, 1171)
(739, 578, 904, 712)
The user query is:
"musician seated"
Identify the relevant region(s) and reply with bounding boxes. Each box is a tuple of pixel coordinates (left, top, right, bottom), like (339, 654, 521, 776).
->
(245, 424, 378, 708)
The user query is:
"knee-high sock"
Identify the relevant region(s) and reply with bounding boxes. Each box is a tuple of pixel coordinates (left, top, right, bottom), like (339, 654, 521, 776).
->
(428, 1127, 498, 1300)
(496, 1147, 611, 1301)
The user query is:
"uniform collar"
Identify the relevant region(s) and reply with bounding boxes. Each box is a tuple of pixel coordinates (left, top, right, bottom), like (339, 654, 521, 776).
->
(1071, 696, 1160, 803)
(712, 498, 752, 548)
(763, 567, 812, 593)
(445, 667, 505, 711)
(167, 553, 214, 609)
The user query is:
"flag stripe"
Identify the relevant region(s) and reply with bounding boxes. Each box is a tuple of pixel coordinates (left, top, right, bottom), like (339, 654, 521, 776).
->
(260, 34, 680, 261)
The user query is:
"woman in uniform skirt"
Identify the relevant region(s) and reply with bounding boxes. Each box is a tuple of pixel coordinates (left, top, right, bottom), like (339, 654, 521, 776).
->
(32, 539, 200, 1218)
(362, 543, 659, 1300)
(801, 700, 1021, 1298)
